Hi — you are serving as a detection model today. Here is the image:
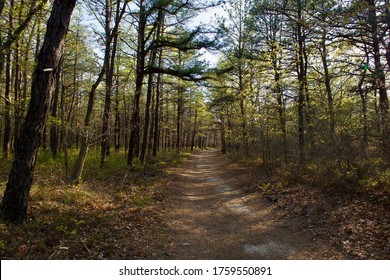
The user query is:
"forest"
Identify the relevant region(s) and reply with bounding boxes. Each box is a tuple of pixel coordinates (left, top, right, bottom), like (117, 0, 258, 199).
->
(0, 0, 389, 259)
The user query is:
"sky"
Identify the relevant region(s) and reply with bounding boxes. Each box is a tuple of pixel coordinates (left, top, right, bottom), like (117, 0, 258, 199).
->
(190, 4, 227, 66)
(79, 1, 227, 66)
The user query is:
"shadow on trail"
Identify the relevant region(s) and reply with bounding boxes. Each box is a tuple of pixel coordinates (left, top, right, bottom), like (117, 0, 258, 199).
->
(162, 149, 322, 260)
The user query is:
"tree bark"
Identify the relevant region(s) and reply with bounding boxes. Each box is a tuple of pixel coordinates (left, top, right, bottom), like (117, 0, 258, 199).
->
(1, 0, 76, 224)
(153, 48, 164, 157)
(128, 1, 146, 165)
(367, 0, 389, 155)
(3, 1, 14, 159)
(320, 34, 335, 141)
(297, 0, 306, 164)
(50, 55, 63, 158)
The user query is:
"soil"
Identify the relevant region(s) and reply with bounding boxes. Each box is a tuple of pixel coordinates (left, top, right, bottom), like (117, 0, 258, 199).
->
(159, 149, 332, 259)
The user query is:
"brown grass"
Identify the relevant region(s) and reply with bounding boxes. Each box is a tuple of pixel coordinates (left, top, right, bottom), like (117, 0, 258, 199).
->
(0, 149, 190, 260)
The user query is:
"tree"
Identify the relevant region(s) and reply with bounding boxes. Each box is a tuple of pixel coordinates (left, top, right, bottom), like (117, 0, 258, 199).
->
(127, 0, 218, 165)
(1, 0, 77, 224)
(71, 0, 129, 184)
(218, 0, 255, 155)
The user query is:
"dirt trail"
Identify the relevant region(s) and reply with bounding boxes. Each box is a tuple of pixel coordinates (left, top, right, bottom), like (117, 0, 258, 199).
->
(162, 149, 325, 259)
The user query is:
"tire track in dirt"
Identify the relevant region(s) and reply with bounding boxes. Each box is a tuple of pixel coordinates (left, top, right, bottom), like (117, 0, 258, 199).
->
(162, 149, 325, 259)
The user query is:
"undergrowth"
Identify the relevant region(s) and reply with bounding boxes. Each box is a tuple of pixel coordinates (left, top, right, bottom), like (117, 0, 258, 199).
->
(233, 150, 390, 259)
(0, 148, 191, 259)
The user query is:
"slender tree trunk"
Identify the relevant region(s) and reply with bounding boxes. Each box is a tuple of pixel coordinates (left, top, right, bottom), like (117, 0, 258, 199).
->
(191, 109, 198, 152)
(297, 0, 305, 164)
(219, 114, 227, 154)
(238, 66, 248, 155)
(3, 48, 12, 158)
(141, 10, 163, 161)
(71, 66, 106, 184)
(50, 55, 63, 157)
(114, 85, 121, 152)
(128, 1, 146, 165)
(358, 69, 368, 149)
(1, 0, 76, 224)
(153, 48, 163, 157)
(176, 86, 184, 150)
(101, 0, 116, 166)
(320, 34, 335, 141)
(272, 51, 287, 164)
(3, 1, 13, 158)
(140, 65, 155, 162)
(367, 0, 389, 155)
(72, 0, 126, 181)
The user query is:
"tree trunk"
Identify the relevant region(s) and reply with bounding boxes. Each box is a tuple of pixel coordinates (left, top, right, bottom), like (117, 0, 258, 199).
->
(50, 56, 63, 158)
(3, 1, 13, 159)
(320, 34, 335, 141)
(128, 1, 146, 165)
(153, 48, 164, 157)
(140, 65, 155, 162)
(1, 0, 76, 224)
(297, 0, 306, 164)
(71, 65, 106, 184)
(219, 114, 227, 155)
(101, 0, 116, 166)
(191, 109, 198, 152)
(367, 0, 389, 155)
(141, 10, 163, 162)
(3, 47, 12, 159)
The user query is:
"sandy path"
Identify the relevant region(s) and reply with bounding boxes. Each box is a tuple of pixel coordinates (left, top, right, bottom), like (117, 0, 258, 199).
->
(162, 149, 323, 259)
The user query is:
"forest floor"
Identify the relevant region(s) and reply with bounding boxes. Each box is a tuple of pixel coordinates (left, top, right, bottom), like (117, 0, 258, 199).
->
(0, 149, 389, 259)
(157, 149, 330, 259)
(154, 149, 389, 259)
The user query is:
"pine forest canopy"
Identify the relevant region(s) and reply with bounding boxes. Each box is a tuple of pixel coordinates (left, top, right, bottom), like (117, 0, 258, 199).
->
(0, 0, 389, 223)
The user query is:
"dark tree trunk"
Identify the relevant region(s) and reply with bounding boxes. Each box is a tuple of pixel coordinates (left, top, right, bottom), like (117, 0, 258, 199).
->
(367, 0, 389, 155)
(72, 0, 126, 182)
(321, 34, 335, 141)
(272, 49, 287, 164)
(153, 48, 164, 157)
(3, 48, 12, 159)
(50, 56, 63, 158)
(140, 66, 155, 162)
(128, 1, 146, 165)
(71, 65, 106, 184)
(101, 0, 118, 166)
(191, 109, 198, 152)
(3, 1, 13, 159)
(219, 115, 227, 155)
(1, 0, 76, 224)
(297, 0, 306, 164)
(114, 88, 121, 152)
(358, 69, 368, 149)
(141, 10, 163, 162)
(176, 86, 184, 150)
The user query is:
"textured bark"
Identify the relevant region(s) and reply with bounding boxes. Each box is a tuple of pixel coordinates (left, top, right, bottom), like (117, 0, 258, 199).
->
(50, 56, 63, 158)
(367, 0, 389, 154)
(320, 34, 335, 140)
(1, 0, 76, 224)
(296, 0, 306, 164)
(128, 1, 146, 165)
(141, 10, 163, 162)
(153, 48, 164, 157)
(101, 0, 119, 166)
(3, 1, 14, 159)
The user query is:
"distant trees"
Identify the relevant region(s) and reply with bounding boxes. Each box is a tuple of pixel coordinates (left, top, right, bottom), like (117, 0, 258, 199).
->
(211, 0, 389, 165)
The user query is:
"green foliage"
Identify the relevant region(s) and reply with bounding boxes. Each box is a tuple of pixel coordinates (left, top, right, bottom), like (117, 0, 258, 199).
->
(133, 196, 151, 207)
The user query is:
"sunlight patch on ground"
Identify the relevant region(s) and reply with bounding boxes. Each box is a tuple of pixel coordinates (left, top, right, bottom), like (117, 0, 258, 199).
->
(244, 241, 295, 256)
